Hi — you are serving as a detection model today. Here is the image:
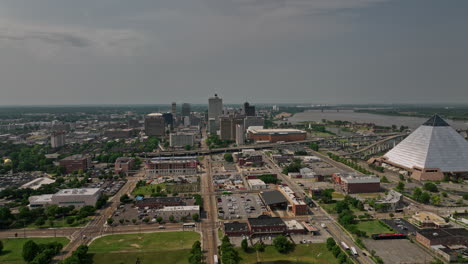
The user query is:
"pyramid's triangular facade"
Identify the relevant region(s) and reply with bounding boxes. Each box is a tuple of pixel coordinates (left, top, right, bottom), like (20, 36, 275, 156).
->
(384, 115, 468, 172)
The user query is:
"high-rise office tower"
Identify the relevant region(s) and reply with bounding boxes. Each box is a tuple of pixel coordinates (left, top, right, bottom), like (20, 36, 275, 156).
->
(208, 94, 223, 120)
(171, 102, 177, 117)
(145, 113, 166, 137)
(182, 103, 191, 117)
(243, 102, 256, 116)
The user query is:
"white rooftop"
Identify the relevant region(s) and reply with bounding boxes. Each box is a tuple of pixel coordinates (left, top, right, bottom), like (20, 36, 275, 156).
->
(384, 115, 468, 172)
(55, 188, 101, 196)
(157, 205, 200, 212)
(341, 175, 380, 184)
(29, 194, 53, 203)
(248, 179, 267, 185)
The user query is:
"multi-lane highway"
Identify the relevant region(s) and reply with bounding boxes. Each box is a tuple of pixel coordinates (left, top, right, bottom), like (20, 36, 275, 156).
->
(200, 156, 219, 264)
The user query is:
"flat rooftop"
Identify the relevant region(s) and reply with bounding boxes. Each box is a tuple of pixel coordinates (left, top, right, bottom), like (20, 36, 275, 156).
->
(249, 128, 306, 135)
(157, 205, 199, 212)
(55, 188, 101, 196)
(413, 211, 447, 226)
(341, 175, 380, 184)
(261, 190, 288, 205)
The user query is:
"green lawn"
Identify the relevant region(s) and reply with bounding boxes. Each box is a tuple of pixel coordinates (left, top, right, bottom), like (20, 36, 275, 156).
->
(332, 192, 345, 199)
(0, 237, 69, 264)
(88, 232, 200, 264)
(355, 220, 394, 235)
(239, 244, 339, 264)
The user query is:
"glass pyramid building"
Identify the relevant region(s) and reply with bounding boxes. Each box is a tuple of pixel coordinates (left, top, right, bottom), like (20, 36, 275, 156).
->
(381, 115, 468, 181)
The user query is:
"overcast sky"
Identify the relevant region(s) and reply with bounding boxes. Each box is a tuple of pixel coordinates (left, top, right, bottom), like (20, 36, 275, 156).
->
(0, 0, 467, 105)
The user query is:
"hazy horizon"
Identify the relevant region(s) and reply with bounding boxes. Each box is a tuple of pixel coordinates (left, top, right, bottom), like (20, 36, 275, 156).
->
(1, 0, 467, 105)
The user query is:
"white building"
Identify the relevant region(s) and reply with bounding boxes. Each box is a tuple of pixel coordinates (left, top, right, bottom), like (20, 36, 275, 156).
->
(29, 188, 101, 208)
(170, 133, 194, 147)
(235, 124, 245, 145)
(155, 205, 200, 221)
(248, 179, 268, 190)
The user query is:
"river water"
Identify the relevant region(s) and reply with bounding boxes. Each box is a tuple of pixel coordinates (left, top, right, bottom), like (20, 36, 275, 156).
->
(288, 110, 468, 130)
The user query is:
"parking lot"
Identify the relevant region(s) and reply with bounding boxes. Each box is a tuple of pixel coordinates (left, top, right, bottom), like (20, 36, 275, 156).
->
(88, 179, 126, 196)
(217, 194, 267, 220)
(382, 218, 419, 235)
(364, 238, 433, 264)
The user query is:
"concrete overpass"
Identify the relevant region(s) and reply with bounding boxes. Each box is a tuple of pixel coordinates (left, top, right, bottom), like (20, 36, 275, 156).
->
(138, 133, 403, 158)
(341, 133, 407, 159)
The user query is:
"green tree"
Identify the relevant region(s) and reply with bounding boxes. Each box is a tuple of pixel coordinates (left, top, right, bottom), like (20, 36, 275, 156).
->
(107, 218, 114, 225)
(0, 240, 3, 254)
(463, 193, 468, 200)
(423, 182, 438, 192)
(156, 217, 163, 224)
(273, 235, 295, 254)
(35, 217, 46, 227)
(241, 239, 249, 252)
(169, 215, 175, 222)
(189, 241, 202, 264)
(22, 240, 40, 262)
(120, 194, 131, 204)
(431, 195, 441, 205)
(224, 153, 234, 163)
(396, 181, 405, 192)
(326, 237, 336, 250)
(192, 213, 200, 222)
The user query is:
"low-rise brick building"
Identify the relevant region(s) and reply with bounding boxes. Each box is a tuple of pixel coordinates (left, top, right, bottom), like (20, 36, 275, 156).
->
(416, 228, 468, 248)
(332, 173, 380, 194)
(59, 154, 91, 174)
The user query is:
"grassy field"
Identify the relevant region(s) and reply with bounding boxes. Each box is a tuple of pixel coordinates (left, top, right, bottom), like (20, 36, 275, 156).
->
(0, 237, 69, 264)
(88, 232, 200, 264)
(355, 220, 394, 235)
(132, 183, 199, 196)
(332, 192, 345, 199)
(239, 244, 339, 264)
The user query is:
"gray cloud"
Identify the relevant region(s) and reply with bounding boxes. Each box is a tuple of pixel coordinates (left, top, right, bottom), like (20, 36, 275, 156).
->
(0, 0, 467, 105)
(0, 29, 91, 47)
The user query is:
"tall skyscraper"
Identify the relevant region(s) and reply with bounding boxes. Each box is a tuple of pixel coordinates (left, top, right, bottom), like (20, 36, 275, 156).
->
(182, 103, 191, 117)
(171, 102, 177, 117)
(243, 102, 256, 116)
(208, 94, 223, 120)
(145, 113, 166, 137)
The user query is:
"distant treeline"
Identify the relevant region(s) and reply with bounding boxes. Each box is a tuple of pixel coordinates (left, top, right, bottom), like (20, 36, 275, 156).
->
(355, 107, 468, 121)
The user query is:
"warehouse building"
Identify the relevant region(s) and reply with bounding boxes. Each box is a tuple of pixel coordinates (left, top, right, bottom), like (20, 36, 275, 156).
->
(247, 179, 268, 190)
(260, 190, 288, 210)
